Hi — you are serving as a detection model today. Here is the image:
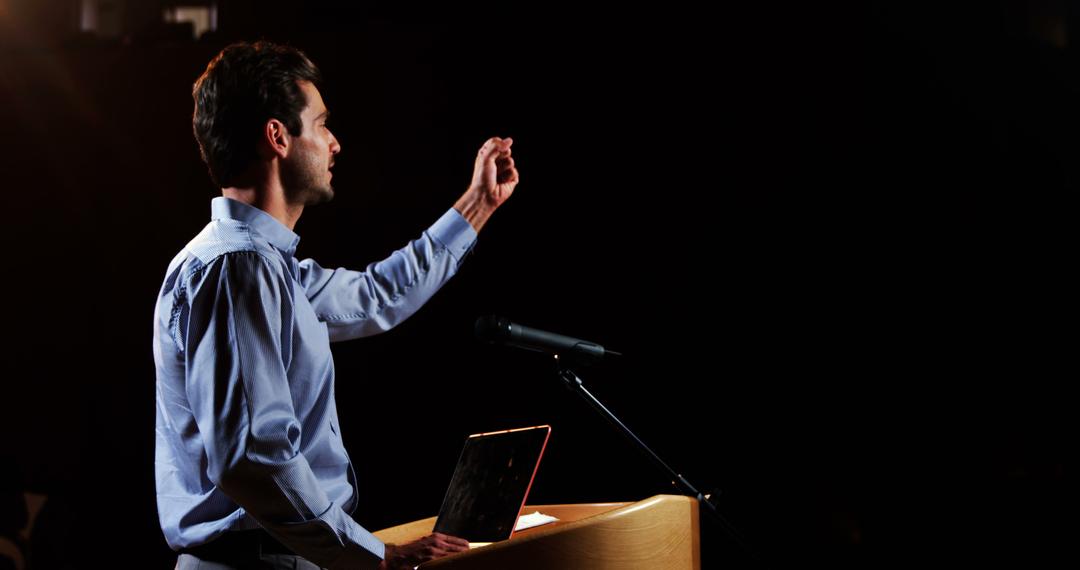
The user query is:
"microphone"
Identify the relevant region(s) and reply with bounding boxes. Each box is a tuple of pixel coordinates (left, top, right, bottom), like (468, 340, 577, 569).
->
(474, 315, 621, 362)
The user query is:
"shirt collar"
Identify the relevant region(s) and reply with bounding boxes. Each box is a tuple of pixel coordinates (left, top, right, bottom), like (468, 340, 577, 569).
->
(211, 197, 301, 254)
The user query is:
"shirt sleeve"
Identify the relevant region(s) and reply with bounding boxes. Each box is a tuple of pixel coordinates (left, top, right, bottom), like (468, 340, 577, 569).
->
(183, 250, 384, 570)
(297, 207, 477, 342)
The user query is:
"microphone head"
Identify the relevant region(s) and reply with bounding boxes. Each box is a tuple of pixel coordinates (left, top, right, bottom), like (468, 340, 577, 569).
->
(474, 315, 511, 343)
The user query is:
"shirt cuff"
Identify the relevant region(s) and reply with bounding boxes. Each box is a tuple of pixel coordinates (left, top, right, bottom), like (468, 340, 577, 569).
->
(264, 500, 385, 570)
(327, 507, 386, 570)
(428, 208, 477, 263)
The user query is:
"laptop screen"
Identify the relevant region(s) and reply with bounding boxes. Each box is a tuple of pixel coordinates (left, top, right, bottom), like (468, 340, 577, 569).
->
(433, 425, 551, 542)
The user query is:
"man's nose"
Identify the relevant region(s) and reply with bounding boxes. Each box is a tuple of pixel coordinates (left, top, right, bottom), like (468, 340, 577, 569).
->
(329, 131, 341, 155)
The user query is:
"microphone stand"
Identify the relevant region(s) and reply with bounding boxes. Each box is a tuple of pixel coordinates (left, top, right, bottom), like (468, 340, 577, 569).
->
(553, 355, 762, 564)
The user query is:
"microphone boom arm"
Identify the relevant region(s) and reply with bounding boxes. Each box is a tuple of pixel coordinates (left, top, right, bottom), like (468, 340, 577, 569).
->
(553, 356, 759, 563)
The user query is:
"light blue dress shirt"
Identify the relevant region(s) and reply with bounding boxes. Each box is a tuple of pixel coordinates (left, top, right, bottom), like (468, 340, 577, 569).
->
(153, 197, 476, 569)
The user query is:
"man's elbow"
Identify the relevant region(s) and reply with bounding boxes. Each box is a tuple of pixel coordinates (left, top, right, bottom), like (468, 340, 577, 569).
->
(209, 454, 274, 505)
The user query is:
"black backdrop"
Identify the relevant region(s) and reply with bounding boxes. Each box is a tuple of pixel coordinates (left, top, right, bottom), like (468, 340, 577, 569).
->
(1, 2, 1072, 568)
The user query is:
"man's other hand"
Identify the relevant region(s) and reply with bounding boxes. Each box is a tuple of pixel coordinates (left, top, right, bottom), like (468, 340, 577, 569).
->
(378, 532, 470, 569)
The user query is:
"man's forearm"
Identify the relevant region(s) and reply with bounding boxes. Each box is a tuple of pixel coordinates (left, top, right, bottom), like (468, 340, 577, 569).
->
(453, 187, 499, 233)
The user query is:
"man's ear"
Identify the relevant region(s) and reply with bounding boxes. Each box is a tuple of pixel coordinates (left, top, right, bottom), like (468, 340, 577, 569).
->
(261, 118, 290, 159)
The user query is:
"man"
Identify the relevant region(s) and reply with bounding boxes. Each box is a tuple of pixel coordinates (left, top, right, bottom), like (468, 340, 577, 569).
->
(153, 41, 518, 570)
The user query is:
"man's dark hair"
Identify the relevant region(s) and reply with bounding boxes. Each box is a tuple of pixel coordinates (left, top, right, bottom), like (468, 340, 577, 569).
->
(192, 41, 322, 187)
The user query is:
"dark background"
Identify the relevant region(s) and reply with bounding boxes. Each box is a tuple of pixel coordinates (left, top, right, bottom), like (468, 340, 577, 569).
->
(0, 1, 1073, 568)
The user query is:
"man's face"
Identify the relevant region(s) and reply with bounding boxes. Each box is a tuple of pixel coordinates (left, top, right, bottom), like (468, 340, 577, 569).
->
(282, 80, 341, 206)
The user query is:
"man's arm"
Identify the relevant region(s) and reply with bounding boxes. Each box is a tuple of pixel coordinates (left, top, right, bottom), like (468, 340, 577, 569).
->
(297, 208, 476, 342)
(298, 136, 519, 342)
(184, 251, 384, 570)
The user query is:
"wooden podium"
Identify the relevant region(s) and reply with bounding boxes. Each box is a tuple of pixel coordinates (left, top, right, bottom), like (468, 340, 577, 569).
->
(373, 494, 700, 569)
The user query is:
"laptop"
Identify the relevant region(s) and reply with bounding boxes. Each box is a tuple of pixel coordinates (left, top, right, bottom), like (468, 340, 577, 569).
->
(433, 425, 551, 543)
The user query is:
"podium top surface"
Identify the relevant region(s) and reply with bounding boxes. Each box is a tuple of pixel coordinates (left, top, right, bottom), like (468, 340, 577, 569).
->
(373, 495, 701, 570)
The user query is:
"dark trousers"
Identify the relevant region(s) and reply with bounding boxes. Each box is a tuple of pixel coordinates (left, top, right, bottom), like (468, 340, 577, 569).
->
(175, 529, 325, 570)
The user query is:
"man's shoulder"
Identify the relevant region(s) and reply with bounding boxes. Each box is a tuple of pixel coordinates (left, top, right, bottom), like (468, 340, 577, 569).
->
(184, 218, 262, 264)
(165, 220, 284, 287)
